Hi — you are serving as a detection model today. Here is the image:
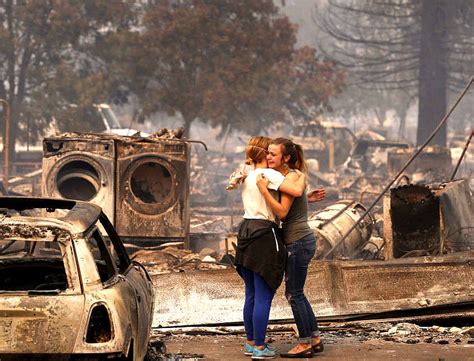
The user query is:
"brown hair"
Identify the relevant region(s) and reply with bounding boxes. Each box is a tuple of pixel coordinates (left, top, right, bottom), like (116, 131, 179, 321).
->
(271, 137, 307, 173)
(245, 136, 271, 165)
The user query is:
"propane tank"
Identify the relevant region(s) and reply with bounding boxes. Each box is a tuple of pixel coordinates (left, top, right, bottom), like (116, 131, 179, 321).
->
(308, 200, 373, 259)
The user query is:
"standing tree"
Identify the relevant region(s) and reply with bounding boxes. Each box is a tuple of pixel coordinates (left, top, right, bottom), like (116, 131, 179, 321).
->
(0, 1, 136, 163)
(125, 0, 344, 136)
(317, 0, 473, 146)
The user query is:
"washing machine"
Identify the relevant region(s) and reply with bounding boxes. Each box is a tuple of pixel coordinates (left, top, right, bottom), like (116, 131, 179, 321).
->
(115, 139, 190, 242)
(42, 134, 116, 223)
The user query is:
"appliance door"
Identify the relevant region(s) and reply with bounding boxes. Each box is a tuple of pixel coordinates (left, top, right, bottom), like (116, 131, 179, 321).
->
(116, 154, 188, 238)
(43, 152, 115, 223)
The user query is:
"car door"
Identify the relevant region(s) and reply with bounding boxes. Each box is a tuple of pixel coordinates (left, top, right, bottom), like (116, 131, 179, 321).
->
(124, 260, 154, 358)
(81, 228, 138, 356)
(98, 213, 154, 359)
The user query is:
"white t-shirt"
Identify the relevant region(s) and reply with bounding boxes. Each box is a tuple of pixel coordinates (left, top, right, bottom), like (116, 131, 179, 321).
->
(242, 168, 285, 223)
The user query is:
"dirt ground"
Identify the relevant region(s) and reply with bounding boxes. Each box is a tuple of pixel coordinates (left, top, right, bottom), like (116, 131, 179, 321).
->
(149, 323, 474, 361)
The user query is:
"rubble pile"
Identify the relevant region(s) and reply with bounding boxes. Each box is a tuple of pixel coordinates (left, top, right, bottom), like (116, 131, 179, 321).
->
(152, 322, 474, 347)
(145, 339, 204, 361)
(132, 246, 232, 276)
(190, 149, 241, 210)
(150, 127, 184, 139)
(190, 216, 228, 234)
(321, 322, 474, 346)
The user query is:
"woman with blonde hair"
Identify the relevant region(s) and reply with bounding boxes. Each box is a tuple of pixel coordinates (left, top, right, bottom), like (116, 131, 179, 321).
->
(233, 136, 306, 359)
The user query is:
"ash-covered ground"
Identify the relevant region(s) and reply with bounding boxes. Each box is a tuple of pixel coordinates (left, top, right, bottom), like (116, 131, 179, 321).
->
(145, 321, 474, 360)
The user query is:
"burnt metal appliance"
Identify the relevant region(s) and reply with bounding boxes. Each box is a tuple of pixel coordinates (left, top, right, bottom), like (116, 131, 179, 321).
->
(308, 200, 374, 259)
(42, 135, 116, 221)
(42, 133, 190, 244)
(390, 184, 440, 258)
(115, 138, 190, 242)
(383, 179, 473, 259)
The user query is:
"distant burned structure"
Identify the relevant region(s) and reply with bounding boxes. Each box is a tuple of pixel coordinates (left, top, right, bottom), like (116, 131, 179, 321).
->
(42, 131, 191, 245)
(291, 120, 355, 172)
(387, 146, 453, 180)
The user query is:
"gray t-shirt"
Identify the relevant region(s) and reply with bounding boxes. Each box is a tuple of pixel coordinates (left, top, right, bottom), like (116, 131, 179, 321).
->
(282, 189, 313, 244)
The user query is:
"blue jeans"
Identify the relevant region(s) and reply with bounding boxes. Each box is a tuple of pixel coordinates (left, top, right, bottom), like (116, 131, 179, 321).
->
(285, 233, 319, 343)
(240, 266, 275, 346)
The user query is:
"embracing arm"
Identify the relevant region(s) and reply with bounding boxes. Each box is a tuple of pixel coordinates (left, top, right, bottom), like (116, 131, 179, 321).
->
(257, 174, 294, 220)
(278, 171, 306, 197)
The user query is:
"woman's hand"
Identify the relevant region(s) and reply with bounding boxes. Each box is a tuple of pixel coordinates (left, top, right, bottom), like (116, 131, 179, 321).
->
(307, 188, 326, 203)
(256, 173, 269, 193)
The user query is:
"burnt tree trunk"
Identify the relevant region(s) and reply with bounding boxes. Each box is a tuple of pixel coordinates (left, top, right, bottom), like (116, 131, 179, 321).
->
(3, 0, 17, 165)
(183, 117, 192, 138)
(8, 106, 17, 165)
(416, 0, 448, 147)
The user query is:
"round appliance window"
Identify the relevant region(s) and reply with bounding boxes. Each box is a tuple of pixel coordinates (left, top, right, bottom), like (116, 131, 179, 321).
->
(56, 160, 100, 201)
(130, 162, 173, 204)
(124, 157, 178, 215)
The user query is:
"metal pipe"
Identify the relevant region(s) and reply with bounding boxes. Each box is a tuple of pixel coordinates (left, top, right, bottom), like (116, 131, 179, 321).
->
(323, 77, 474, 259)
(450, 130, 473, 181)
(0, 99, 10, 194)
(184, 139, 208, 151)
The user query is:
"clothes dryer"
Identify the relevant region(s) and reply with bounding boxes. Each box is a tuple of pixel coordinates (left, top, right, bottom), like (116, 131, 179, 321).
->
(42, 134, 116, 223)
(115, 138, 190, 243)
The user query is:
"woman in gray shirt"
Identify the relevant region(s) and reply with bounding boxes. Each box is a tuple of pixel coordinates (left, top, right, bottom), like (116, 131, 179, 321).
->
(257, 137, 325, 358)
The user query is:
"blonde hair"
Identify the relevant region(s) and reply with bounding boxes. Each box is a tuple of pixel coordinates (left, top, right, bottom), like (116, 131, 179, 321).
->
(245, 136, 271, 165)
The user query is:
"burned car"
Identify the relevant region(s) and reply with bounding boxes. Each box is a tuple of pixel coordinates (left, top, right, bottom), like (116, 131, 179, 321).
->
(0, 197, 154, 360)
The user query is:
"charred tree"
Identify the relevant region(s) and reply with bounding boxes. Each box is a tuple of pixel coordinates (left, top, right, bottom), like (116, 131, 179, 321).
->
(417, 0, 448, 147)
(317, 0, 473, 147)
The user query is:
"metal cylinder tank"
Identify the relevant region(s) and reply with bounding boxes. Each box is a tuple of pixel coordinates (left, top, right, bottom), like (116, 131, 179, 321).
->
(308, 200, 373, 259)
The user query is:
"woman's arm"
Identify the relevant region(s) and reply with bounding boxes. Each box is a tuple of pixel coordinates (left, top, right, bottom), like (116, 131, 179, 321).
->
(256, 174, 295, 220)
(278, 171, 306, 197)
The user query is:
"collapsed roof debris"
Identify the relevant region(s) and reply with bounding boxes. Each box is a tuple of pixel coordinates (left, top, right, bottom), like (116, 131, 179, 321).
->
(131, 245, 230, 276)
